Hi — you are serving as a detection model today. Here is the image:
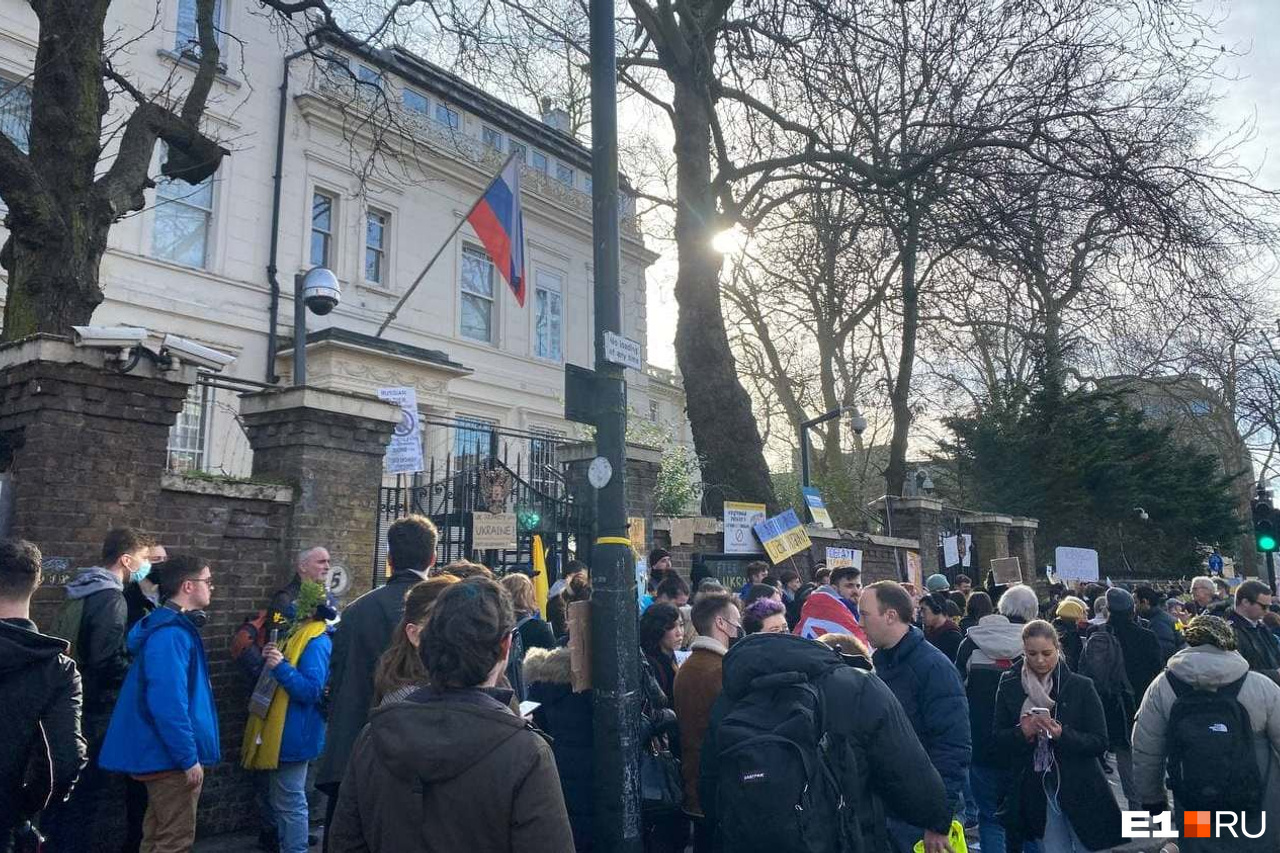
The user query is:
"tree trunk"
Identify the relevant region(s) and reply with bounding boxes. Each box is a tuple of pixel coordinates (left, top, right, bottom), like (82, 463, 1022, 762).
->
(885, 198, 920, 496)
(2, 224, 110, 337)
(670, 82, 777, 513)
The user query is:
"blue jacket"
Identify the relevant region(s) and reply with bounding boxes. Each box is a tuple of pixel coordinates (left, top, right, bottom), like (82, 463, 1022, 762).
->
(872, 626, 971, 816)
(275, 630, 332, 764)
(99, 606, 220, 774)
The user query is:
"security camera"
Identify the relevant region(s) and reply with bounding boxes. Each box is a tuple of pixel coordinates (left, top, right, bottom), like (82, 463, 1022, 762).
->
(71, 326, 148, 348)
(1134, 506, 1149, 521)
(847, 408, 868, 436)
(299, 267, 340, 316)
(161, 334, 236, 372)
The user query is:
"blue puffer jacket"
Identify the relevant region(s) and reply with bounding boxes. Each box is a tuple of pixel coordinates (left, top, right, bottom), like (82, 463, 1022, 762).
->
(274, 630, 332, 764)
(872, 626, 971, 816)
(99, 606, 220, 773)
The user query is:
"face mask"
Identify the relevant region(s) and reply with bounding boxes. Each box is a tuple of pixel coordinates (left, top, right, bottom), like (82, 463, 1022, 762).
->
(727, 624, 745, 648)
(131, 561, 152, 584)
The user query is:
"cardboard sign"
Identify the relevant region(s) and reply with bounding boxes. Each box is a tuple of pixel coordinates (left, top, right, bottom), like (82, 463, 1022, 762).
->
(990, 556, 1022, 585)
(905, 550, 923, 589)
(1054, 546, 1099, 582)
(753, 509, 812, 564)
(472, 512, 517, 550)
(377, 387, 424, 474)
(628, 517, 647, 557)
(943, 534, 972, 568)
(724, 501, 766, 554)
(568, 600, 592, 692)
(826, 547, 863, 571)
(801, 487, 834, 528)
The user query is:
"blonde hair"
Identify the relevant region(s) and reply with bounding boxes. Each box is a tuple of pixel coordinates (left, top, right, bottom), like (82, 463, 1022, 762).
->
(500, 572, 538, 615)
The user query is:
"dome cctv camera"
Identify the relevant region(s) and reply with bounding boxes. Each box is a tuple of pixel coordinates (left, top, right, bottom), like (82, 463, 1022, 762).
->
(300, 267, 340, 316)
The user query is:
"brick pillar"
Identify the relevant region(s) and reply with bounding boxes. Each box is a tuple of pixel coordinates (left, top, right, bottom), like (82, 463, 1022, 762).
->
(562, 441, 662, 557)
(962, 513, 1012, 581)
(1008, 517, 1039, 582)
(880, 496, 943, 577)
(241, 387, 399, 595)
(0, 336, 194, 567)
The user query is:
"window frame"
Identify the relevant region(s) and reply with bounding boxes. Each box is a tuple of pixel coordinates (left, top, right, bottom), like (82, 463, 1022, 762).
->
(357, 64, 383, 88)
(152, 146, 216, 269)
(310, 189, 337, 269)
(0, 80, 32, 153)
(175, 0, 224, 55)
(454, 416, 498, 465)
(364, 208, 390, 286)
(530, 151, 549, 175)
(533, 269, 564, 362)
(402, 88, 429, 114)
(482, 126, 504, 151)
(435, 103, 460, 130)
(508, 141, 528, 164)
(167, 382, 213, 473)
(460, 243, 497, 344)
(528, 427, 566, 497)
(555, 162, 575, 187)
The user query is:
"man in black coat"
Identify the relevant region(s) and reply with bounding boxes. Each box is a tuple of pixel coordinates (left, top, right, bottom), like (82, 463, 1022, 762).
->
(315, 515, 437, 852)
(699, 633, 952, 853)
(0, 539, 86, 849)
(1229, 580, 1280, 686)
(1095, 587, 1162, 809)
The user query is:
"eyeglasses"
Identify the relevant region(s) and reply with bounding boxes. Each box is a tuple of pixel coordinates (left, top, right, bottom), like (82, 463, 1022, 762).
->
(188, 577, 215, 590)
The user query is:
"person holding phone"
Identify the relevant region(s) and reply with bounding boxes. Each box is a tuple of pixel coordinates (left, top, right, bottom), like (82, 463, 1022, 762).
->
(993, 620, 1123, 852)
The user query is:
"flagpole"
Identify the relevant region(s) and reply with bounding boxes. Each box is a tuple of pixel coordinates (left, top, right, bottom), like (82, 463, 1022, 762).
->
(374, 152, 519, 339)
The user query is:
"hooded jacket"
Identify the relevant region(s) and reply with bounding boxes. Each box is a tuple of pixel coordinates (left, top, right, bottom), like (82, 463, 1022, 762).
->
(872, 626, 972, 815)
(0, 618, 85, 831)
(62, 568, 130, 722)
(1131, 645, 1280, 852)
(700, 633, 951, 848)
(98, 605, 221, 774)
(525, 647, 594, 851)
(329, 685, 573, 853)
(955, 614, 1025, 767)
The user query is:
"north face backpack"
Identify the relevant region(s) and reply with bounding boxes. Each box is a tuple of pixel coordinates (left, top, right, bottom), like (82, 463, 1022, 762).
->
(1165, 672, 1263, 812)
(1079, 626, 1132, 698)
(714, 670, 861, 853)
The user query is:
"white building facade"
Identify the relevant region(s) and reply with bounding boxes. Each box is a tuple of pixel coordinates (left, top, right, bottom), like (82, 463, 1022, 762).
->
(0, 0, 685, 479)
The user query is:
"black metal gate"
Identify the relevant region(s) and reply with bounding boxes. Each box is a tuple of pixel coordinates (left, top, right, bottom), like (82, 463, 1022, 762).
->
(373, 420, 593, 587)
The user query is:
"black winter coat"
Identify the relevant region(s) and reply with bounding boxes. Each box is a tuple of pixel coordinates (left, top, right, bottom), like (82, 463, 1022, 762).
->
(316, 569, 423, 790)
(1229, 610, 1280, 679)
(77, 588, 130, 726)
(701, 633, 951, 850)
(1052, 618, 1084, 672)
(992, 661, 1124, 851)
(0, 619, 86, 835)
(526, 648, 595, 852)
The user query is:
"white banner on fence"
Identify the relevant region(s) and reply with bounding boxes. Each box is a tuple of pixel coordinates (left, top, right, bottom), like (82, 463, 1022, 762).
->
(378, 387, 424, 474)
(723, 501, 766, 554)
(1054, 546, 1100, 582)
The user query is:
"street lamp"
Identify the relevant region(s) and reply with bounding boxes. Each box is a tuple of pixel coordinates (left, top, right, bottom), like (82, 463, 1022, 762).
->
(292, 266, 340, 386)
(799, 405, 867, 489)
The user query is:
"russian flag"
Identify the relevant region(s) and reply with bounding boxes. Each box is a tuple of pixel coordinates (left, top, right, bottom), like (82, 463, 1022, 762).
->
(467, 156, 526, 306)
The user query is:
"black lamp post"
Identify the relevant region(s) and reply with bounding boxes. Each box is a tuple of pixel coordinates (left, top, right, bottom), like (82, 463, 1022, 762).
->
(799, 405, 867, 489)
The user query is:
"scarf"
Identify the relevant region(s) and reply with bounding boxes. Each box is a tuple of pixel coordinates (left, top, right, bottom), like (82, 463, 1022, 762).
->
(241, 619, 329, 770)
(1021, 664, 1057, 774)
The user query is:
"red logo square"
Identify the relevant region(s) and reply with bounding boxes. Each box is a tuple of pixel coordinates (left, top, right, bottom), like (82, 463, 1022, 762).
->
(1184, 811, 1211, 838)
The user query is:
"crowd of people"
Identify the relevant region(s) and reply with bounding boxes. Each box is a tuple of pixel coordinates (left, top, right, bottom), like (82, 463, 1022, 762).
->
(3, 521, 1280, 853)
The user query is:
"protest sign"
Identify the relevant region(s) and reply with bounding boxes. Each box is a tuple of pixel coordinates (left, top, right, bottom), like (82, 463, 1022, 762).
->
(472, 512, 517, 550)
(801, 487, 834, 528)
(378, 387, 424, 473)
(753, 509, 812, 564)
(990, 556, 1023, 585)
(1054, 546, 1100, 582)
(724, 501, 766, 554)
(825, 547, 863, 570)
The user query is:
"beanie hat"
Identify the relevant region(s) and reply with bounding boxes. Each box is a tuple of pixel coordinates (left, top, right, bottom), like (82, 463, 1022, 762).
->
(926, 573, 950, 593)
(1105, 586, 1134, 614)
(1183, 614, 1237, 650)
(1055, 598, 1087, 622)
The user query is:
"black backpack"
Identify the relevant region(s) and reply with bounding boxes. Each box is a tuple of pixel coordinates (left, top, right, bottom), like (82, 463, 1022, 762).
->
(714, 669, 861, 853)
(1165, 672, 1263, 812)
(1079, 626, 1132, 698)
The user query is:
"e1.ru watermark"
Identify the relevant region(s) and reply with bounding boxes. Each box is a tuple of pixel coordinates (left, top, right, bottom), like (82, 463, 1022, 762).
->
(1123, 811, 1267, 840)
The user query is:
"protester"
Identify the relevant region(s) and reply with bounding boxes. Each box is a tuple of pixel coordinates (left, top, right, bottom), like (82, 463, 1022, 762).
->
(738, 561, 769, 599)
(1131, 615, 1280, 852)
(371, 576, 460, 705)
(953, 582, 1038, 853)
(1052, 596, 1088, 671)
(43, 526, 154, 851)
(926, 573, 951, 595)
(1135, 585, 1181, 661)
(831, 566, 864, 619)
(672, 591, 738, 853)
(921, 592, 962, 662)
(793, 566, 870, 647)
(330, 577, 573, 852)
(0, 539, 85, 852)
(1165, 597, 1189, 634)
(121, 542, 167, 853)
(241, 583, 333, 853)
(500, 572, 556, 653)
(741, 582, 780, 608)
(959, 591, 993, 635)
(525, 645, 594, 851)
(861, 580, 971, 852)
(653, 574, 695, 648)
(1229, 580, 1280, 685)
(650, 549, 674, 577)
(269, 547, 337, 623)
(956, 574, 973, 596)
(816, 631, 871, 663)
(742, 598, 788, 635)
(699, 632, 952, 853)
(640, 602, 683, 705)
(99, 555, 220, 853)
(547, 561, 588, 639)
(549, 568, 592, 641)
(316, 515, 437, 850)
(993, 620, 1123, 851)
(1188, 575, 1220, 617)
(1088, 594, 1108, 626)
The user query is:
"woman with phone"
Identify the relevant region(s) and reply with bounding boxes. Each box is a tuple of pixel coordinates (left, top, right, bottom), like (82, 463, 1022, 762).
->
(993, 620, 1123, 852)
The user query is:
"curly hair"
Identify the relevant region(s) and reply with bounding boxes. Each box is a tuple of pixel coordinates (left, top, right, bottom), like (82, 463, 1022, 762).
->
(640, 602, 681, 656)
(420, 577, 514, 688)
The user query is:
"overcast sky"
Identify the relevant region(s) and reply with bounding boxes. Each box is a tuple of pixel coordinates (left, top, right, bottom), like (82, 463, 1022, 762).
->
(642, 0, 1280, 372)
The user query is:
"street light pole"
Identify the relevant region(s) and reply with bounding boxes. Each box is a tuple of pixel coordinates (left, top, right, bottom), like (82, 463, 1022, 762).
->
(800, 407, 854, 489)
(587, 0, 641, 847)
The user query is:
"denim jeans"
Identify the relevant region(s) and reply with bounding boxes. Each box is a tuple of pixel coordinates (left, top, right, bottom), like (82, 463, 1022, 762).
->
(270, 761, 311, 853)
(968, 764, 1044, 853)
(1041, 800, 1089, 853)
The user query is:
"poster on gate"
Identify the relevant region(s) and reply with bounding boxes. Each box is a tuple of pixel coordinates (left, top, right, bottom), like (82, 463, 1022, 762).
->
(378, 387, 424, 474)
(752, 509, 812, 564)
(904, 551, 923, 590)
(724, 501, 766, 554)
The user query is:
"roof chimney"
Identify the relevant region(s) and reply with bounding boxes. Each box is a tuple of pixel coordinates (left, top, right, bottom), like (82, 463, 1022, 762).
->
(540, 97, 571, 133)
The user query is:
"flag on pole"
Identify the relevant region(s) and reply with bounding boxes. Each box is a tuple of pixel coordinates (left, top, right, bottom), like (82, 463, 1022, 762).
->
(532, 534, 549, 619)
(466, 156, 526, 306)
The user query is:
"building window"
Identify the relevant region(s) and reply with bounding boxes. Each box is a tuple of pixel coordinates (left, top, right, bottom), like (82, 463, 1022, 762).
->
(175, 0, 223, 53)
(0, 82, 31, 153)
(534, 271, 562, 361)
(482, 126, 504, 150)
(584, 176, 593, 194)
(167, 383, 211, 472)
(310, 191, 334, 268)
(509, 141, 527, 164)
(436, 103, 460, 130)
(531, 151, 548, 175)
(403, 89, 429, 114)
(649, 400, 660, 422)
(153, 150, 214, 268)
(357, 65, 382, 87)
(365, 209, 388, 284)
(529, 428, 565, 497)
(460, 244, 495, 342)
(454, 416, 497, 464)
(555, 162, 575, 187)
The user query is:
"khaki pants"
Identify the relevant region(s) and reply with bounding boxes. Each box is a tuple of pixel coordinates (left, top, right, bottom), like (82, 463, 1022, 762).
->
(141, 771, 203, 853)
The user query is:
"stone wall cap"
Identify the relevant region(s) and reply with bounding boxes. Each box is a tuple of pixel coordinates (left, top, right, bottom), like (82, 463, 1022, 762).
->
(1008, 517, 1040, 529)
(807, 526, 920, 550)
(560, 440, 663, 465)
(873, 496, 944, 512)
(959, 513, 1014, 525)
(278, 327, 472, 376)
(240, 385, 402, 423)
(0, 334, 200, 385)
(161, 472, 293, 503)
